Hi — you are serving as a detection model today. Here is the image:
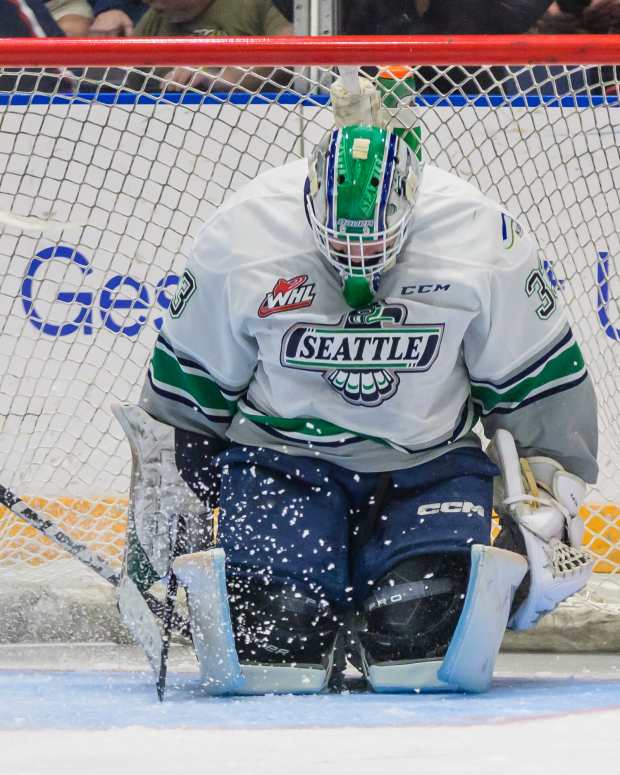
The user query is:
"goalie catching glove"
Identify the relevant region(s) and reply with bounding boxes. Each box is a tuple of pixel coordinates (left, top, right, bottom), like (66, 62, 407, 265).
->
(489, 429, 594, 630)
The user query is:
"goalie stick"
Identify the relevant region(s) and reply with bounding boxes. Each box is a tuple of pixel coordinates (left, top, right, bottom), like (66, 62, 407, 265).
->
(156, 570, 179, 701)
(0, 483, 191, 638)
(155, 520, 187, 702)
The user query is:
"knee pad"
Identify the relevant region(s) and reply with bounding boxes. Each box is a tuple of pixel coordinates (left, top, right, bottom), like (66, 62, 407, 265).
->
(359, 553, 470, 663)
(227, 576, 339, 666)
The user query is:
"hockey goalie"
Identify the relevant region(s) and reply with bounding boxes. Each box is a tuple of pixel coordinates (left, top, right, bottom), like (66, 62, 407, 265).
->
(116, 76, 598, 697)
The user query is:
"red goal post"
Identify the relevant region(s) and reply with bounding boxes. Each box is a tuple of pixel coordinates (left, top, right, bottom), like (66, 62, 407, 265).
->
(0, 36, 619, 647)
(2, 35, 620, 67)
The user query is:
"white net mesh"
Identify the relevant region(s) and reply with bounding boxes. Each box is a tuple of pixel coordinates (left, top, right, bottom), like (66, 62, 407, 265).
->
(0, 55, 618, 589)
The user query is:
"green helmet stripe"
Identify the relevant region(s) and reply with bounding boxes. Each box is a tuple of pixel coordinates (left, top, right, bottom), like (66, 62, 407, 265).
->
(334, 126, 388, 236)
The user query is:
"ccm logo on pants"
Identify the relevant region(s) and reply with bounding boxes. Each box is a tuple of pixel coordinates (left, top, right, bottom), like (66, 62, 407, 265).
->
(417, 502, 485, 517)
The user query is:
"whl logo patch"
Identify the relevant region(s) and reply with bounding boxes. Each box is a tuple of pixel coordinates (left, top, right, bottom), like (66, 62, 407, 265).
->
(281, 303, 444, 407)
(258, 275, 316, 318)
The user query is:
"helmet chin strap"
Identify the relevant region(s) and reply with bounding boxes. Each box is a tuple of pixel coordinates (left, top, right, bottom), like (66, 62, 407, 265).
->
(341, 273, 381, 309)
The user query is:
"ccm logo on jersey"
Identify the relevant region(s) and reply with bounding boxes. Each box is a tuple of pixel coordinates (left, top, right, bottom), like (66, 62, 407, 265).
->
(417, 502, 485, 517)
(258, 275, 316, 318)
(401, 283, 450, 295)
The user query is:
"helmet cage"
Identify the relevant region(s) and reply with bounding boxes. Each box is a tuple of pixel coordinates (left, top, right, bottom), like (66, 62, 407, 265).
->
(305, 201, 412, 280)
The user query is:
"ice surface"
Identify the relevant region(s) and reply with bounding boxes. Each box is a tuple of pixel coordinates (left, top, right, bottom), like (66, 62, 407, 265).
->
(2, 669, 620, 731)
(1, 648, 619, 774)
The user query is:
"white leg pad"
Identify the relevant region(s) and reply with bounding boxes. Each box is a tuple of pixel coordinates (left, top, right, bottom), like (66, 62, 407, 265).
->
(173, 549, 331, 696)
(365, 658, 454, 693)
(438, 545, 527, 691)
(367, 545, 528, 694)
(173, 549, 245, 695)
(236, 663, 331, 696)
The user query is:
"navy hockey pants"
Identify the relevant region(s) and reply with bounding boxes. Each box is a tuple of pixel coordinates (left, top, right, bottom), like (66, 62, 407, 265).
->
(216, 446, 498, 607)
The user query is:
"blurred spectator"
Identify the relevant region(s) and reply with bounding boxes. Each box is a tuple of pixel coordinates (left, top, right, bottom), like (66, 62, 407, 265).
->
(583, 0, 620, 32)
(0, 0, 72, 93)
(338, 0, 619, 95)
(135, 0, 291, 36)
(342, 0, 555, 35)
(133, 0, 293, 91)
(535, 0, 620, 32)
(46, 0, 92, 35)
(88, 0, 148, 35)
(340, 0, 558, 94)
(534, 1, 591, 30)
(534, 0, 620, 94)
(269, 0, 291, 22)
(1, 0, 64, 35)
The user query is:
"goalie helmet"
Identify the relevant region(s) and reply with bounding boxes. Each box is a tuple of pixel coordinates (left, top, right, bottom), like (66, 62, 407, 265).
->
(305, 124, 423, 308)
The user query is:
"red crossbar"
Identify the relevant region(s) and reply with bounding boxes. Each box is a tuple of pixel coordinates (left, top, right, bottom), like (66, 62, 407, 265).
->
(1, 35, 620, 68)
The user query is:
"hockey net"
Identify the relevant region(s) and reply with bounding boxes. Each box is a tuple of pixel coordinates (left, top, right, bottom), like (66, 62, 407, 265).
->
(0, 36, 619, 647)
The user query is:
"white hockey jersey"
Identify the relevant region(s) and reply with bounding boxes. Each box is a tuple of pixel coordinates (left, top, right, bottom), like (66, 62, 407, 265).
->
(140, 160, 598, 481)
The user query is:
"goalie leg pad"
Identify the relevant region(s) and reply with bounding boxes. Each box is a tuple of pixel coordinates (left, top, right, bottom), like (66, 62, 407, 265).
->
(227, 575, 339, 667)
(364, 545, 527, 694)
(228, 575, 339, 695)
(172, 549, 245, 695)
(359, 553, 470, 665)
(437, 545, 527, 691)
(174, 552, 336, 695)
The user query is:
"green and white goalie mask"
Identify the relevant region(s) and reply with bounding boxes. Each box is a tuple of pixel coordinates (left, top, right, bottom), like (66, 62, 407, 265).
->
(305, 125, 423, 308)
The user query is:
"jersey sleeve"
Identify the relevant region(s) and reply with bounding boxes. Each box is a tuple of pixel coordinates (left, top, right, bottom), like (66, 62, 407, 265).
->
(464, 212, 598, 482)
(139, 224, 258, 439)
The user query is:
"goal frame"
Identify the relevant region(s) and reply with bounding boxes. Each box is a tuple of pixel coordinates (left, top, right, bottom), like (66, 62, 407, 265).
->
(1, 35, 619, 649)
(2, 34, 620, 68)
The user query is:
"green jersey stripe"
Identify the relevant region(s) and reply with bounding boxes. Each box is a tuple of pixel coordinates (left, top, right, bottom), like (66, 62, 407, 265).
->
(471, 340, 585, 413)
(239, 400, 355, 438)
(238, 398, 476, 453)
(151, 346, 237, 414)
(148, 370, 233, 419)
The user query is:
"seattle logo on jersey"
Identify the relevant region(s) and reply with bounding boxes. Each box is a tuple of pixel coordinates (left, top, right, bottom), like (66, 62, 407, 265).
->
(281, 303, 444, 407)
(258, 275, 316, 318)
